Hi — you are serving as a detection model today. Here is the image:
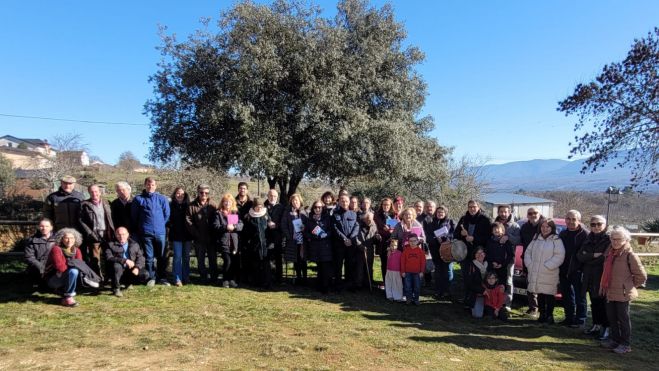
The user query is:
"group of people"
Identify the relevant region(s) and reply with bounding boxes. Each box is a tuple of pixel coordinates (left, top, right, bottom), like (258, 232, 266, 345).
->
(458, 203, 648, 354)
(26, 175, 648, 354)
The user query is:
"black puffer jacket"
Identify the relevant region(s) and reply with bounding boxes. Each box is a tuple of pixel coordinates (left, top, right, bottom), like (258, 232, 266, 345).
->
(243, 211, 271, 260)
(168, 200, 192, 241)
(304, 213, 333, 263)
(105, 239, 145, 269)
(43, 188, 84, 230)
(559, 226, 588, 277)
(213, 211, 243, 253)
(24, 232, 55, 274)
(453, 210, 491, 254)
(577, 231, 610, 298)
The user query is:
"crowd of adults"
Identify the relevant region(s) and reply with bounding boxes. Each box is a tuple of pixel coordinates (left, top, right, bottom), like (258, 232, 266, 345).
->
(24, 175, 648, 354)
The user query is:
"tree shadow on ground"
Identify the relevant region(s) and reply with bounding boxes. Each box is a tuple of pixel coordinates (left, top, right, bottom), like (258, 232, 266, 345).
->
(2, 259, 657, 368)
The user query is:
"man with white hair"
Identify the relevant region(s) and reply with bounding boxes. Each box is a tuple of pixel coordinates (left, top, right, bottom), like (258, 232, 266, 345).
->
(111, 181, 133, 232)
(558, 209, 589, 327)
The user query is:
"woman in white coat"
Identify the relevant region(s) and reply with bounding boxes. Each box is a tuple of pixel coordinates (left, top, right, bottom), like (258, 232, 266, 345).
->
(524, 219, 565, 324)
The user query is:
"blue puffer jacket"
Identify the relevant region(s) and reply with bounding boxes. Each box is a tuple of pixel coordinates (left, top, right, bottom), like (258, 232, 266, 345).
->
(131, 190, 170, 236)
(332, 207, 360, 243)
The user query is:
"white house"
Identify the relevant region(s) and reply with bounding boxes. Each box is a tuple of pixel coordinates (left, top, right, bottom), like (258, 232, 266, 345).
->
(481, 193, 556, 219)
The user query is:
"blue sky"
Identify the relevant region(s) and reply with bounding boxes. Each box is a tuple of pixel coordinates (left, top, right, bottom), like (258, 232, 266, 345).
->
(1, 1, 657, 165)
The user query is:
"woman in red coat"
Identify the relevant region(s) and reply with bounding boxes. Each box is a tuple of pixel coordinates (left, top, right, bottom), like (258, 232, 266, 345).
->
(44, 228, 84, 307)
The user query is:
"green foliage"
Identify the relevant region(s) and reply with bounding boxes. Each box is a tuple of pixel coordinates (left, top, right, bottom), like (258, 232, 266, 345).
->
(558, 27, 659, 189)
(0, 154, 15, 196)
(145, 0, 448, 199)
(642, 218, 659, 233)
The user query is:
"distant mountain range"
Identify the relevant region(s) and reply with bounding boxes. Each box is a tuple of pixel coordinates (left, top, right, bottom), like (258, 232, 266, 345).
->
(477, 157, 659, 193)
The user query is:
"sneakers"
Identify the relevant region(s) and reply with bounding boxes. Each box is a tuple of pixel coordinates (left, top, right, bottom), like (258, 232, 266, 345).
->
(613, 345, 632, 354)
(600, 339, 618, 349)
(82, 276, 100, 288)
(598, 327, 610, 341)
(147, 279, 156, 287)
(584, 324, 601, 335)
(222, 280, 230, 288)
(229, 280, 238, 288)
(113, 289, 123, 297)
(125, 284, 134, 291)
(61, 296, 79, 307)
(525, 309, 539, 318)
(175, 281, 183, 287)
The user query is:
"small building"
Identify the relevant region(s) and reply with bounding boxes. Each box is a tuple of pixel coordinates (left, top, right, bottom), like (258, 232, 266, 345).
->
(481, 193, 556, 220)
(58, 151, 90, 167)
(0, 146, 51, 169)
(0, 135, 56, 157)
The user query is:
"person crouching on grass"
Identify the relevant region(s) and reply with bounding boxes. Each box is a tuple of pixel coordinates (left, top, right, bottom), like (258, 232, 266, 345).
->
(483, 271, 508, 321)
(401, 234, 426, 305)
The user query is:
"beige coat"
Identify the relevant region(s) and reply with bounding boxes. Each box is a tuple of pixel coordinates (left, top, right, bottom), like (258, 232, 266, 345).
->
(524, 234, 565, 295)
(604, 245, 647, 302)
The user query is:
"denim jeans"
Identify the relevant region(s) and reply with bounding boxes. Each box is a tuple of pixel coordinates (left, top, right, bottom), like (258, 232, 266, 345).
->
(142, 234, 167, 281)
(47, 268, 79, 297)
(172, 240, 191, 283)
(560, 271, 587, 324)
(403, 273, 421, 304)
(472, 295, 484, 318)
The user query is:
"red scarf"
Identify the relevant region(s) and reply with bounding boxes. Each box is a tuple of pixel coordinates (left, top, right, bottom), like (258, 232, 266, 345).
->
(599, 247, 620, 296)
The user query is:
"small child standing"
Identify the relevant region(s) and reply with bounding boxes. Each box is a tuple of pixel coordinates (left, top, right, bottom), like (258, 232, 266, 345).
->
(483, 272, 508, 321)
(385, 239, 404, 302)
(401, 234, 426, 305)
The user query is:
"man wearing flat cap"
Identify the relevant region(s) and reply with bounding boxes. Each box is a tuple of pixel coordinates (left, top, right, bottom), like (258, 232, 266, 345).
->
(44, 175, 85, 231)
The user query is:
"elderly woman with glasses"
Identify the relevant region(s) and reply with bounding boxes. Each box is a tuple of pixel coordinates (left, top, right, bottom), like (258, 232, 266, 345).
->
(577, 215, 611, 340)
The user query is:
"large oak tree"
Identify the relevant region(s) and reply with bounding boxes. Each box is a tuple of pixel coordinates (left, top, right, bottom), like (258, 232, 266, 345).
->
(558, 27, 659, 189)
(145, 0, 448, 200)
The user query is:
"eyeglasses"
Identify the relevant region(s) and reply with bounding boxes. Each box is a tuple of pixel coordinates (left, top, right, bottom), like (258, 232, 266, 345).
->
(590, 222, 604, 227)
(565, 217, 577, 221)
(611, 238, 624, 241)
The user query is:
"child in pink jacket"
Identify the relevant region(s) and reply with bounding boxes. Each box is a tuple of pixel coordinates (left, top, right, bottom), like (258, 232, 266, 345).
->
(385, 239, 404, 301)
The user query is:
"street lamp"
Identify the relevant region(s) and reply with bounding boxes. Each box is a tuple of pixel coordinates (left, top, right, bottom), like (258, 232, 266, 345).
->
(605, 186, 622, 222)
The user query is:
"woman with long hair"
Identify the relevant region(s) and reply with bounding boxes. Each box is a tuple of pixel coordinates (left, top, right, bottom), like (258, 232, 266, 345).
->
(524, 219, 565, 324)
(281, 193, 308, 285)
(44, 228, 85, 307)
(168, 187, 192, 286)
(213, 193, 243, 288)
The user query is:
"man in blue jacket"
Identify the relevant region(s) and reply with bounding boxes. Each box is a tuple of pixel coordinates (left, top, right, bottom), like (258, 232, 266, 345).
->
(332, 194, 360, 292)
(131, 177, 170, 286)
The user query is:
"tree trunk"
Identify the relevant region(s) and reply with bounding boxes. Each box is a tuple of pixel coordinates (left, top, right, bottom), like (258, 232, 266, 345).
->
(277, 177, 289, 205)
(267, 176, 278, 190)
(287, 173, 303, 199)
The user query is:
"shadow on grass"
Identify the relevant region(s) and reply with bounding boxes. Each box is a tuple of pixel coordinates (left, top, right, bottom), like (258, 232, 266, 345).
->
(2, 258, 657, 368)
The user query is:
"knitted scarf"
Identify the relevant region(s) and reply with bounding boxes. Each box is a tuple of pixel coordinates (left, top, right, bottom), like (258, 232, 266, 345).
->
(600, 245, 624, 296)
(61, 245, 77, 259)
(472, 259, 488, 279)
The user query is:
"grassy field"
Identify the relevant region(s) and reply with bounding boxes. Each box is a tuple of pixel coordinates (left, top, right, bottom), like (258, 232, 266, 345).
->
(0, 259, 657, 370)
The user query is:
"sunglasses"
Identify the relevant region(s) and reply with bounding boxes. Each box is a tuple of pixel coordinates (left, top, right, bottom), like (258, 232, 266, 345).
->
(590, 222, 604, 227)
